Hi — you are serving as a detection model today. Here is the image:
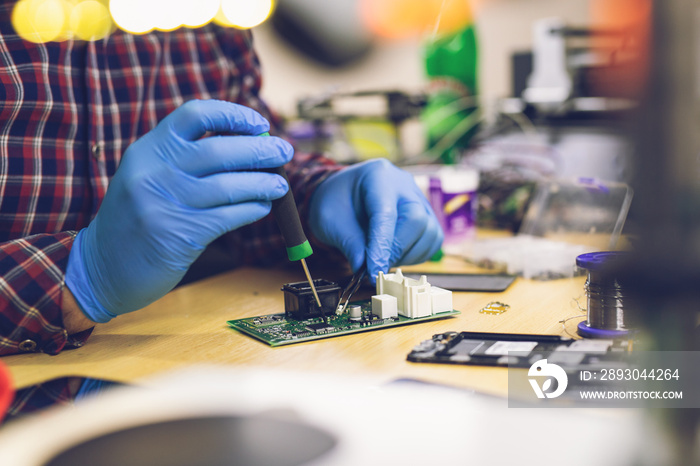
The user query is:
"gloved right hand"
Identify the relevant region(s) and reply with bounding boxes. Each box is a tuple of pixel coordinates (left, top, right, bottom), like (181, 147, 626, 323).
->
(65, 100, 293, 323)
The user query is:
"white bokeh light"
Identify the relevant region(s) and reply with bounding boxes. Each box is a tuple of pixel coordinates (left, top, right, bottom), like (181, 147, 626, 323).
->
(110, 0, 156, 34)
(152, 0, 183, 31)
(220, 0, 274, 29)
(183, 0, 220, 28)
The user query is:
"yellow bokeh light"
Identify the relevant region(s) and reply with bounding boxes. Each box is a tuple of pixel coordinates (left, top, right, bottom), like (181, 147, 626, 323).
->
(220, 0, 274, 29)
(109, 0, 155, 34)
(53, 0, 75, 42)
(12, 0, 68, 43)
(213, 4, 234, 27)
(70, 1, 113, 40)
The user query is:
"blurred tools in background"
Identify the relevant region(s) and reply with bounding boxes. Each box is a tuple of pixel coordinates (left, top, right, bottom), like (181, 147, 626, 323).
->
(463, 177, 633, 279)
(465, 14, 644, 231)
(286, 15, 640, 241)
(280, 0, 480, 165)
(291, 89, 427, 162)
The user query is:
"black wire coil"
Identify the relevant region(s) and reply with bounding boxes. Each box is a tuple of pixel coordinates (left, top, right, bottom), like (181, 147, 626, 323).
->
(577, 251, 636, 334)
(585, 272, 630, 331)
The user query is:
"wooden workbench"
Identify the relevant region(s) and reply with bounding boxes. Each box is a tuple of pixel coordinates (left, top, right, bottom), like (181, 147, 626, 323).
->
(3, 256, 586, 397)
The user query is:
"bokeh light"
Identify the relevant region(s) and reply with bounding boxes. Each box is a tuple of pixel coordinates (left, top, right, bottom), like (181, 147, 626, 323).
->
(12, 0, 69, 43)
(109, 0, 156, 34)
(590, 0, 651, 99)
(213, 4, 235, 28)
(152, 0, 183, 31)
(359, 0, 473, 39)
(183, 0, 221, 28)
(70, 0, 112, 41)
(12, 0, 275, 42)
(220, 0, 274, 29)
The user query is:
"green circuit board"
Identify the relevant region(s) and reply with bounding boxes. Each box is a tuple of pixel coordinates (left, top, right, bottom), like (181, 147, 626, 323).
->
(227, 300, 460, 347)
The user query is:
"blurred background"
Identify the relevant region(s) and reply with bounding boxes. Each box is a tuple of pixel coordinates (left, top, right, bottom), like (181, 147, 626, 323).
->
(257, 0, 589, 117)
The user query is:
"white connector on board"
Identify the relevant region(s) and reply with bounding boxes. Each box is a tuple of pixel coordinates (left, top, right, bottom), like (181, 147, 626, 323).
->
(374, 269, 453, 318)
(371, 294, 398, 319)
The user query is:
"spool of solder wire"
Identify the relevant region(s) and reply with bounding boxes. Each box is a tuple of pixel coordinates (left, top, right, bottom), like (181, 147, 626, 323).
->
(576, 251, 635, 339)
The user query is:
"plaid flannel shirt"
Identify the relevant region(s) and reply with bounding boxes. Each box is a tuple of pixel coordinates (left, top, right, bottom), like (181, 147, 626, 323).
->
(0, 8, 340, 356)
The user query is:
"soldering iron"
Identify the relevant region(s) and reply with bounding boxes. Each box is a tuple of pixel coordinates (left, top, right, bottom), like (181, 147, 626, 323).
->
(260, 132, 322, 309)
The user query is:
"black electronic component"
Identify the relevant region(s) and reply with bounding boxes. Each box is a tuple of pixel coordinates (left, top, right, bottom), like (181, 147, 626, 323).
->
(306, 322, 335, 334)
(252, 315, 283, 326)
(283, 280, 341, 320)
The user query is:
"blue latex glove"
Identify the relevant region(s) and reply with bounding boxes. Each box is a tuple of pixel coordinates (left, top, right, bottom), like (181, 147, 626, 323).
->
(66, 100, 293, 323)
(309, 159, 443, 282)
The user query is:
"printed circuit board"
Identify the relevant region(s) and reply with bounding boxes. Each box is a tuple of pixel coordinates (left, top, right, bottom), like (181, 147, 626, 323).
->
(228, 300, 460, 347)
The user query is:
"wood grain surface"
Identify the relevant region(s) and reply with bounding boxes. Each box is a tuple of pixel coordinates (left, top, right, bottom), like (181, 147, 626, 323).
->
(3, 254, 588, 397)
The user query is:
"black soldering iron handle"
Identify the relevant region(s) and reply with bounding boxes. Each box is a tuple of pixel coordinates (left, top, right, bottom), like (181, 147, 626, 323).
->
(265, 165, 309, 251)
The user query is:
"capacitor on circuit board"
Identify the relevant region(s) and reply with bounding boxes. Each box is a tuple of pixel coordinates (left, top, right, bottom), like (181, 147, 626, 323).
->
(348, 305, 362, 321)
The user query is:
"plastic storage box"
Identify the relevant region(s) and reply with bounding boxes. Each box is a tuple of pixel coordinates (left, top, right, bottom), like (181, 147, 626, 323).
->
(466, 177, 633, 279)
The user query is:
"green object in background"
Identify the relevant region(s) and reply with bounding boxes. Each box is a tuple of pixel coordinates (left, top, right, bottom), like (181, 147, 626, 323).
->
(429, 249, 444, 262)
(422, 22, 479, 164)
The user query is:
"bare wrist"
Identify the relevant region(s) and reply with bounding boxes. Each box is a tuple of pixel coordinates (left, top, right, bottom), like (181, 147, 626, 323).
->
(62, 287, 96, 334)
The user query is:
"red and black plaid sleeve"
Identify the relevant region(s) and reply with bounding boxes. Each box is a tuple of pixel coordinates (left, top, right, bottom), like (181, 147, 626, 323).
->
(0, 232, 93, 355)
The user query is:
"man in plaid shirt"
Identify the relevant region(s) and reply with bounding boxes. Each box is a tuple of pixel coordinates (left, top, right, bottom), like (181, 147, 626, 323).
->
(0, 10, 442, 356)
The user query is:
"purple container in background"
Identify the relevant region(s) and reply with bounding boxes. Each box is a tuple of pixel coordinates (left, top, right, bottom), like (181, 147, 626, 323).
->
(428, 167, 479, 248)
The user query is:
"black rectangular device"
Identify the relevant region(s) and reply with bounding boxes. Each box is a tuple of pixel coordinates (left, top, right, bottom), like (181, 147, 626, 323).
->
(282, 279, 341, 319)
(407, 331, 630, 368)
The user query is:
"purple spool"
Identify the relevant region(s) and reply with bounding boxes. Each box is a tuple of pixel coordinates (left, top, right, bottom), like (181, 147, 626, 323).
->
(577, 320, 629, 339)
(575, 251, 629, 272)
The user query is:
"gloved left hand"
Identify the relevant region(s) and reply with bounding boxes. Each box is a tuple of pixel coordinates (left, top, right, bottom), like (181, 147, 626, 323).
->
(309, 159, 443, 282)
